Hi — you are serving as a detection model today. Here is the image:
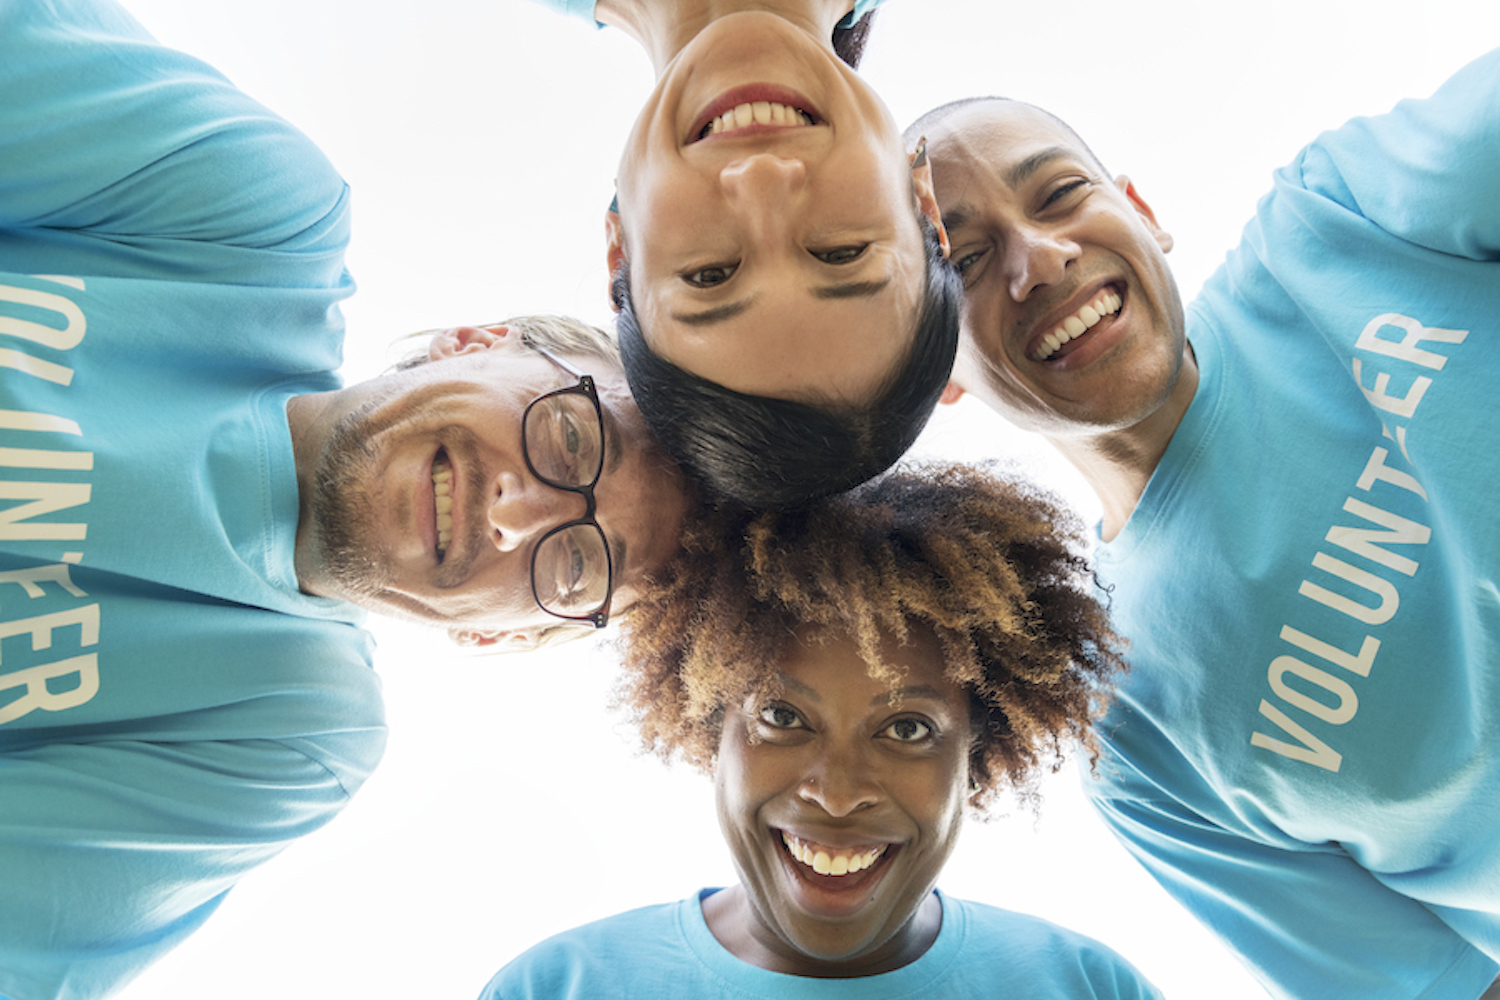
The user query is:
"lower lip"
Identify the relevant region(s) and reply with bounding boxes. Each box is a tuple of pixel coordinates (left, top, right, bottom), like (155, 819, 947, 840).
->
(775, 834, 898, 919)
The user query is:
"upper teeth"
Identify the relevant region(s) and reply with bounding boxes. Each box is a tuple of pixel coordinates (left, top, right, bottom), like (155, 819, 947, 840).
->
(703, 101, 813, 138)
(782, 831, 886, 876)
(1035, 290, 1123, 361)
(433, 454, 453, 556)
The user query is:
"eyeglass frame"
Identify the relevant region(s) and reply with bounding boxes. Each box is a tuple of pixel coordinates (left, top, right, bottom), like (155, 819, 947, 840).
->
(521, 346, 614, 629)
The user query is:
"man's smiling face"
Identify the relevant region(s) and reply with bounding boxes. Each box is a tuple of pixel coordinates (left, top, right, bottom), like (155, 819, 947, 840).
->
(289, 325, 690, 647)
(926, 100, 1187, 438)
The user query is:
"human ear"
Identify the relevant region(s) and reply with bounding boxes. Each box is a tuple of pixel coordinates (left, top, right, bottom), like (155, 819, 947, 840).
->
(939, 381, 965, 406)
(426, 325, 514, 362)
(910, 153, 952, 260)
(1116, 176, 1173, 254)
(447, 626, 542, 652)
(605, 206, 626, 313)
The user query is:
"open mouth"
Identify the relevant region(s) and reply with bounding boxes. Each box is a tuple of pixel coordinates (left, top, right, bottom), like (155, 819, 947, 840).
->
(690, 86, 823, 143)
(432, 450, 453, 559)
(1033, 284, 1124, 362)
(776, 829, 899, 911)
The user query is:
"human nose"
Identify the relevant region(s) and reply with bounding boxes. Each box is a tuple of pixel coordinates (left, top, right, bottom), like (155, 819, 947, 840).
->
(1004, 224, 1079, 302)
(486, 472, 573, 554)
(797, 740, 881, 817)
(719, 155, 808, 242)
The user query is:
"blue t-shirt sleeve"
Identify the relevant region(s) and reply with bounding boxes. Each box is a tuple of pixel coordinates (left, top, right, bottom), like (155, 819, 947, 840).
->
(1288, 46, 1500, 261)
(0, 0, 350, 287)
(0, 738, 365, 1000)
(1089, 786, 1499, 1000)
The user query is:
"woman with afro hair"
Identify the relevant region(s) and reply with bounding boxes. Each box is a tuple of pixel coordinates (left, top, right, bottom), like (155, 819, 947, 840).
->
(477, 464, 1161, 999)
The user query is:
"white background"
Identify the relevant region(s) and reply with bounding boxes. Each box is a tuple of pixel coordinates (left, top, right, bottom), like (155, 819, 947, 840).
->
(108, 2, 1500, 997)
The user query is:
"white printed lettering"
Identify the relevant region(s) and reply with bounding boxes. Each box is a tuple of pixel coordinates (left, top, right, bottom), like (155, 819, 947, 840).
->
(1354, 313, 1467, 371)
(1356, 447, 1427, 501)
(1251, 700, 1343, 772)
(0, 481, 90, 540)
(0, 282, 87, 351)
(0, 604, 100, 663)
(0, 655, 100, 725)
(1324, 498, 1429, 577)
(1267, 655, 1359, 725)
(0, 562, 88, 599)
(1298, 552, 1400, 626)
(1280, 625, 1379, 679)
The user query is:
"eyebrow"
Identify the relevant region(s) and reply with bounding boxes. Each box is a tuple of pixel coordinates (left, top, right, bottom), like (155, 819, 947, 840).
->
(671, 299, 753, 327)
(813, 278, 891, 301)
(671, 276, 892, 326)
(774, 677, 950, 708)
(1005, 146, 1077, 189)
(872, 684, 947, 707)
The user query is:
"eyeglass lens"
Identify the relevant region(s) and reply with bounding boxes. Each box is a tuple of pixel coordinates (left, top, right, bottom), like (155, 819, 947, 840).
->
(525, 391, 611, 618)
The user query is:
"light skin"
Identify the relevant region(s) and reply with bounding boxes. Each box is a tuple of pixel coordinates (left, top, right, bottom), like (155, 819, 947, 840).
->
(285, 325, 690, 648)
(926, 101, 1196, 541)
(703, 624, 973, 977)
(600, 1, 948, 404)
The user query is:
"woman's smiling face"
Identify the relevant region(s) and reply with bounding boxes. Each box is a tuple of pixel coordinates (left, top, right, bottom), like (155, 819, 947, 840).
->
(610, 10, 940, 404)
(705, 624, 974, 977)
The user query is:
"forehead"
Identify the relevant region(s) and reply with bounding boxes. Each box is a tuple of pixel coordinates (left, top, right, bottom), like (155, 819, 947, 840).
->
(775, 624, 956, 701)
(927, 101, 1088, 191)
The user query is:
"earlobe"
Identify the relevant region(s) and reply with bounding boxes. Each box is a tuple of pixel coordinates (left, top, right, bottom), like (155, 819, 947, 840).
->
(1117, 176, 1174, 254)
(910, 154, 951, 260)
(939, 381, 965, 406)
(605, 207, 626, 313)
(427, 325, 513, 362)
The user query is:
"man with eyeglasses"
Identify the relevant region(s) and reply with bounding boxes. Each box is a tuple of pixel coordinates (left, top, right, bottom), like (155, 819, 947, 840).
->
(290, 320, 688, 649)
(0, 2, 690, 997)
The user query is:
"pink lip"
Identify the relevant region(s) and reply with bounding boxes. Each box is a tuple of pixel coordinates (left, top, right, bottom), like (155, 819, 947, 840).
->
(689, 84, 823, 143)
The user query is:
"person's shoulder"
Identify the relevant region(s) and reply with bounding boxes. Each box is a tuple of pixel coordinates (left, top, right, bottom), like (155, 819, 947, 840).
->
(945, 896, 1163, 998)
(478, 898, 690, 1000)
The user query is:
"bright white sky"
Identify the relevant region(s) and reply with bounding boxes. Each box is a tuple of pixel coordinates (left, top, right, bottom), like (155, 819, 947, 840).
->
(108, 2, 1500, 998)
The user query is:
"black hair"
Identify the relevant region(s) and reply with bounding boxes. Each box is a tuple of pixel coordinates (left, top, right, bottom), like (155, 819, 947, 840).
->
(831, 8, 877, 67)
(614, 219, 962, 508)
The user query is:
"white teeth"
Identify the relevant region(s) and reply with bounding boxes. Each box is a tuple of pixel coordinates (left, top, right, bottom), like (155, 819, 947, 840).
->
(780, 831, 886, 878)
(1035, 290, 1123, 361)
(433, 458, 454, 556)
(705, 101, 814, 136)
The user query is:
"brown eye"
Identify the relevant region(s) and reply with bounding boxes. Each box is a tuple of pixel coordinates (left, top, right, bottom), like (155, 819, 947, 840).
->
(813, 245, 867, 264)
(882, 718, 933, 742)
(683, 264, 737, 287)
(1043, 179, 1088, 208)
(758, 704, 803, 729)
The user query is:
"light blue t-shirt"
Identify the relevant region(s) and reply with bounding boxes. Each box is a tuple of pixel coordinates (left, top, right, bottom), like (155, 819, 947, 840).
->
(0, 2, 386, 998)
(479, 889, 1162, 998)
(1087, 47, 1500, 1000)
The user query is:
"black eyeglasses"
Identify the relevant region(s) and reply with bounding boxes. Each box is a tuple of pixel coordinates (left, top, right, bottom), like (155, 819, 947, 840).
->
(522, 347, 614, 628)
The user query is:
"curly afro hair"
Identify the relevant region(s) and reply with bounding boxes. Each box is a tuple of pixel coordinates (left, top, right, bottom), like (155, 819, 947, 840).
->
(615, 463, 1125, 813)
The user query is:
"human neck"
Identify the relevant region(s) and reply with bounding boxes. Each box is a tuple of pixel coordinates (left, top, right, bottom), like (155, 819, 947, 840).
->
(594, 0, 854, 75)
(701, 883, 941, 978)
(1048, 342, 1199, 543)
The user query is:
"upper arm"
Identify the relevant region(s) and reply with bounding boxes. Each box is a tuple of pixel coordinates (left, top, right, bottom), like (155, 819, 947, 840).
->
(0, 738, 360, 1000)
(0, 0, 349, 265)
(1091, 790, 1500, 1000)
(1291, 46, 1500, 261)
